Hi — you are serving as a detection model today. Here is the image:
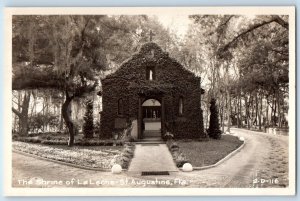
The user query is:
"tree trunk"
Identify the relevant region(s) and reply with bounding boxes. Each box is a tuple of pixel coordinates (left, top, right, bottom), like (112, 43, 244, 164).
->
(20, 92, 30, 135)
(60, 106, 64, 131)
(238, 93, 242, 128)
(206, 101, 209, 129)
(250, 94, 254, 129)
(12, 91, 31, 136)
(245, 95, 250, 130)
(254, 92, 258, 126)
(226, 90, 231, 133)
(272, 95, 277, 126)
(258, 94, 262, 131)
(266, 97, 269, 126)
(277, 93, 282, 128)
(29, 90, 36, 125)
(221, 94, 225, 133)
(19, 115, 29, 136)
(239, 92, 244, 128)
(61, 91, 75, 147)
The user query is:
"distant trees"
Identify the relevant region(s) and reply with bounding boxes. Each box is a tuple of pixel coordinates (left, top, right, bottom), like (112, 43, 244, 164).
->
(188, 15, 289, 131)
(12, 89, 64, 134)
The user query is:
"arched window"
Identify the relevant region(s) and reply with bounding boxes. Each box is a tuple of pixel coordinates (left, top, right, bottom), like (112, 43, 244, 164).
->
(146, 66, 155, 80)
(118, 98, 124, 115)
(149, 70, 153, 80)
(179, 97, 184, 115)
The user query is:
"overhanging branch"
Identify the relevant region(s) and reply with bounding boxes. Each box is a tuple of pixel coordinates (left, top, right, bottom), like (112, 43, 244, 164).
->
(218, 16, 289, 55)
(12, 107, 21, 117)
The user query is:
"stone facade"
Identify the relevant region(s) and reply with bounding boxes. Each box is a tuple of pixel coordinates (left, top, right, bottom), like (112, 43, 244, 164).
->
(100, 42, 204, 139)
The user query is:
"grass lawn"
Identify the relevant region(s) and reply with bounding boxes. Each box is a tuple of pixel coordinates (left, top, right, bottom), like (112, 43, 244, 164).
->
(177, 135, 243, 167)
(258, 137, 289, 187)
(12, 141, 127, 169)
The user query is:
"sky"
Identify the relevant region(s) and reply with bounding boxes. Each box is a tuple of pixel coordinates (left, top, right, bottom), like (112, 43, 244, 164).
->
(156, 14, 191, 39)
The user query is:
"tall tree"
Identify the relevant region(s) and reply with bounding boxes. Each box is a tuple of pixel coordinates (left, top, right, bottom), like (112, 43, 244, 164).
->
(12, 15, 176, 145)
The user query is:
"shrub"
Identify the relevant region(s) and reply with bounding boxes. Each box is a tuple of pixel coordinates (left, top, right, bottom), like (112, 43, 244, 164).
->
(28, 133, 39, 137)
(94, 122, 101, 137)
(16, 137, 41, 143)
(170, 142, 179, 149)
(83, 100, 94, 138)
(208, 98, 222, 140)
(170, 146, 179, 152)
(28, 113, 59, 133)
(163, 132, 174, 141)
(128, 136, 135, 142)
(41, 140, 67, 145)
(12, 134, 18, 140)
(166, 140, 189, 167)
(175, 152, 189, 168)
(15, 136, 124, 146)
(118, 143, 135, 169)
(124, 147, 134, 155)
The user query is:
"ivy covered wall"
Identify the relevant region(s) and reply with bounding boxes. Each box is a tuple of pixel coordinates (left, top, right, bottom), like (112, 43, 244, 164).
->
(100, 42, 205, 139)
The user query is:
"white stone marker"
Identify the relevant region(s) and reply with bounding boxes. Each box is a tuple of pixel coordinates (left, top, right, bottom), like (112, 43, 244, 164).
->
(111, 164, 122, 174)
(239, 137, 245, 141)
(182, 163, 193, 172)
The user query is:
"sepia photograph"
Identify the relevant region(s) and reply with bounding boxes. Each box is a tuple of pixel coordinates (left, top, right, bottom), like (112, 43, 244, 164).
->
(4, 7, 295, 196)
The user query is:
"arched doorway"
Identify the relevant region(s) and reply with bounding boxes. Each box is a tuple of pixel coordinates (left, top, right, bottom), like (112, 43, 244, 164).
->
(142, 99, 161, 138)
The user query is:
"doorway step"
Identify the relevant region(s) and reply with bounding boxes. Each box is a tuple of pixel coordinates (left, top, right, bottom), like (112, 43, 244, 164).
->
(137, 137, 164, 144)
(143, 130, 161, 137)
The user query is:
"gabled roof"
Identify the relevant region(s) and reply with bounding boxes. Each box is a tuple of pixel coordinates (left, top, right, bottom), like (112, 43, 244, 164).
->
(103, 42, 198, 81)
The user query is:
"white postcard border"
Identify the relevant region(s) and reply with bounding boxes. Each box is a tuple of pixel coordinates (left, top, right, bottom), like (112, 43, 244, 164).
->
(4, 6, 296, 196)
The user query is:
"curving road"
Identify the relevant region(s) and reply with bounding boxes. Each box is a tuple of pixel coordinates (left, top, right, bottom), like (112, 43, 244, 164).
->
(12, 128, 289, 188)
(177, 128, 289, 188)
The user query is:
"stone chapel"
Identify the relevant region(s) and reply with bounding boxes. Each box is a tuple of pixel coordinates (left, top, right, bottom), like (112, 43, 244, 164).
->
(99, 42, 205, 140)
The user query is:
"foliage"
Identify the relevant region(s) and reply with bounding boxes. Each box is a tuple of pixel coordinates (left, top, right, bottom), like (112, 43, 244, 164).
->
(208, 98, 222, 139)
(114, 143, 135, 169)
(188, 15, 289, 130)
(166, 140, 189, 167)
(29, 113, 59, 132)
(83, 100, 94, 138)
(94, 121, 101, 136)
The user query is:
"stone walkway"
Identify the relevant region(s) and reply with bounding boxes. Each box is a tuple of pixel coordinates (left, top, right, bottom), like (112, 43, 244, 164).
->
(128, 143, 178, 172)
